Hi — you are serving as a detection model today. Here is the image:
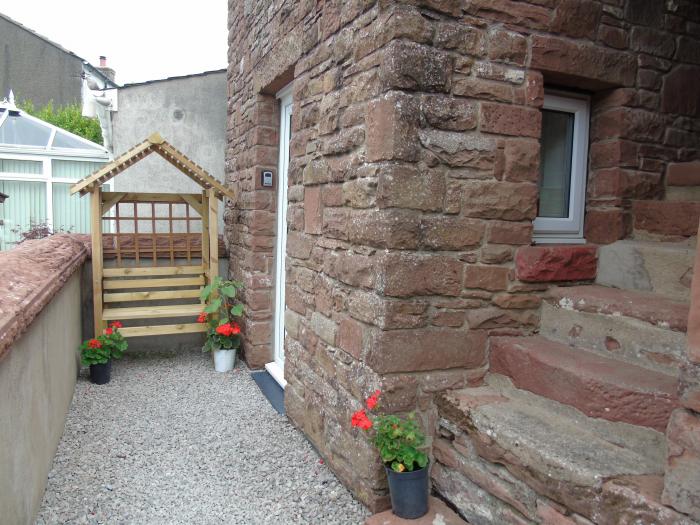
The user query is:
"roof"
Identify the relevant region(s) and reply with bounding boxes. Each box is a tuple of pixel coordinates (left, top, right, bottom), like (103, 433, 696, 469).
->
(0, 99, 110, 157)
(70, 133, 236, 201)
(0, 12, 119, 89)
(120, 69, 226, 89)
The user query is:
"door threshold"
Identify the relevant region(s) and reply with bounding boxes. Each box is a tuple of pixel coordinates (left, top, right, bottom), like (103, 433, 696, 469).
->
(251, 370, 285, 415)
(265, 361, 287, 388)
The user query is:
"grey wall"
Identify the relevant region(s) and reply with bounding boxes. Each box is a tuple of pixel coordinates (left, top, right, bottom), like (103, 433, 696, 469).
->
(0, 272, 81, 525)
(0, 16, 83, 107)
(111, 70, 227, 232)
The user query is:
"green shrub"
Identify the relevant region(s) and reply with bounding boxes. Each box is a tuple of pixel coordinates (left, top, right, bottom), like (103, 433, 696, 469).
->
(18, 100, 103, 145)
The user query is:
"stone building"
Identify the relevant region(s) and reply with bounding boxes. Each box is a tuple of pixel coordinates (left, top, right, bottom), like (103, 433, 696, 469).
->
(226, 1, 700, 523)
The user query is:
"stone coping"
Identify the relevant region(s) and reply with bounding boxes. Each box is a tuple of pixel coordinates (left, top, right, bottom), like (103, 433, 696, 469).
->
(0, 235, 88, 361)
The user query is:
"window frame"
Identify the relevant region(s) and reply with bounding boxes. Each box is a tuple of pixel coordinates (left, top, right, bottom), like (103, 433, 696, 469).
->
(0, 154, 111, 242)
(533, 92, 590, 244)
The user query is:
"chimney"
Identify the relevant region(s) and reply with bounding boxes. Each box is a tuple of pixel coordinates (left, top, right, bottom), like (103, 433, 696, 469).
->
(97, 56, 116, 83)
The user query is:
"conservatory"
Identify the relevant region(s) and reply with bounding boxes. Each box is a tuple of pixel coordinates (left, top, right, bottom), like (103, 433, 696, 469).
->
(0, 96, 111, 249)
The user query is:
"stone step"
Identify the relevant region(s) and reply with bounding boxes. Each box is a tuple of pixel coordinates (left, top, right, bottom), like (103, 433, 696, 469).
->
(490, 335, 679, 431)
(541, 285, 688, 373)
(435, 376, 685, 524)
(632, 200, 700, 239)
(596, 239, 695, 301)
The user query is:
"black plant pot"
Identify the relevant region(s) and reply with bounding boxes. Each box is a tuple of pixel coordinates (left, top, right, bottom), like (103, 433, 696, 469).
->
(385, 463, 429, 519)
(89, 360, 112, 385)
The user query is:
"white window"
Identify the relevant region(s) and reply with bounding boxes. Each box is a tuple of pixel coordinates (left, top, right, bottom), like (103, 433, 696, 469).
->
(533, 92, 590, 244)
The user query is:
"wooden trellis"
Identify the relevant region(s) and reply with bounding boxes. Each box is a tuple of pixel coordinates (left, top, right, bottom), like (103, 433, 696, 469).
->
(70, 133, 236, 338)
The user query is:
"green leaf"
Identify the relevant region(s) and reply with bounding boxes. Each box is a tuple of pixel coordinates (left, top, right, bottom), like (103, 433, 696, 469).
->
(230, 304, 244, 317)
(220, 285, 236, 298)
(204, 298, 222, 314)
(200, 284, 213, 301)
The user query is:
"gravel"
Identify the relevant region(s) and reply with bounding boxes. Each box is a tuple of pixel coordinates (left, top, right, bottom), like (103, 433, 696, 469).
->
(35, 349, 370, 525)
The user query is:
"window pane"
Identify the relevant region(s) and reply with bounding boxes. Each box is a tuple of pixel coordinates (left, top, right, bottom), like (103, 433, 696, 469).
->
(0, 159, 42, 174)
(538, 110, 574, 218)
(52, 130, 102, 151)
(0, 180, 47, 249)
(0, 115, 52, 147)
(52, 183, 90, 234)
(52, 160, 106, 180)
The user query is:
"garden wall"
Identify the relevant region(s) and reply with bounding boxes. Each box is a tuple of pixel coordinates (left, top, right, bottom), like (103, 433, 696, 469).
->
(0, 235, 87, 524)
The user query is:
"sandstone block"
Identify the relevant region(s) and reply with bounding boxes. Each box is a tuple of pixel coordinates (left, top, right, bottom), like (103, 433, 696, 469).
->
(487, 27, 527, 66)
(338, 317, 364, 360)
(304, 186, 322, 234)
(504, 138, 540, 182)
(550, 0, 601, 39)
(662, 66, 700, 117)
(662, 409, 700, 521)
(380, 40, 452, 93)
(366, 92, 420, 162)
(418, 129, 497, 169)
(515, 245, 597, 283)
(421, 216, 485, 250)
(366, 328, 487, 373)
(420, 95, 478, 131)
(531, 34, 636, 88)
(462, 180, 538, 221)
(347, 209, 421, 249)
(487, 221, 533, 245)
(434, 22, 485, 55)
(480, 103, 541, 138)
(584, 208, 629, 244)
(380, 253, 463, 297)
(365, 496, 467, 525)
(589, 139, 639, 169)
(667, 162, 700, 187)
(464, 265, 510, 291)
(377, 164, 445, 212)
(588, 168, 662, 199)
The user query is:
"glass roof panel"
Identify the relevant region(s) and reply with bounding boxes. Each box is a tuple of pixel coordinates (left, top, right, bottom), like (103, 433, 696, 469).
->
(52, 130, 102, 151)
(0, 114, 51, 146)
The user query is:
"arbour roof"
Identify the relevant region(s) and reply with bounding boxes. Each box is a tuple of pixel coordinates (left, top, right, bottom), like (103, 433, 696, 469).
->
(69, 132, 236, 201)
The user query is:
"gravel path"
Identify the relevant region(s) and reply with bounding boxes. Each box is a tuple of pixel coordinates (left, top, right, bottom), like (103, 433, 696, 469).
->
(36, 349, 370, 525)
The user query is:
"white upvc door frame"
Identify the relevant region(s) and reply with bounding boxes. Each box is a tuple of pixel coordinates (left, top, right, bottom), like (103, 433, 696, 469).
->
(266, 83, 293, 389)
(533, 92, 590, 244)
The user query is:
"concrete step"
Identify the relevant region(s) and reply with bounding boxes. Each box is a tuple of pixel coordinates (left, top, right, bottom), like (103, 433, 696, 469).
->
(436, 376, 679, 524)
(632, 200, 700, 240)
(490, 335, 679, 431)
(666, 161, 700, 202)
(596, 239, 695, 301)
(541, 285, 688, 373)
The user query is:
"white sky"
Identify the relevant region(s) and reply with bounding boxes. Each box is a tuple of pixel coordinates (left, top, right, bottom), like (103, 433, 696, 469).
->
(0, 0, 228, 85)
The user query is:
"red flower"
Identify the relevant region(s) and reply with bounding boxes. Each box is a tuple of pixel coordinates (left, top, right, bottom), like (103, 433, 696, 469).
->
(110, 321, 123, 329)
(351, 409, 373, 430)
(216, 323, 233, 336)
(366, 389, 381, 410)
(88, 338, 102, 349)
(197, 313, 207, 323)
(231, 323, 241, 335)
(104, 327, 113, 336)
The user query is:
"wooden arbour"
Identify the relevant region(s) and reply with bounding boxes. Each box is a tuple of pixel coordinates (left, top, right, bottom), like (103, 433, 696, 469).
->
(70, 133, 236, 338)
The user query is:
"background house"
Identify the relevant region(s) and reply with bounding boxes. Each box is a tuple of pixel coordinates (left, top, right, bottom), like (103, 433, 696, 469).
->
(0, 12, 117, 107)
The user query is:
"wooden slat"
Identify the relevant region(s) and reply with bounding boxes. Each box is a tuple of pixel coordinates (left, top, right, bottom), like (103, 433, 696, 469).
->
(117, 192, 203, 204)
(207, 188, 219, 280)
(91, 188, 104, 337)
(103, 289, 203, 303)
(102, 276, 205, 290)
(103, 303, 203, 320)
(181, 194, 204, 216)
(101, 192, 126, 215)
(118, 323, 207, 338)
(103, 265, 204, 277)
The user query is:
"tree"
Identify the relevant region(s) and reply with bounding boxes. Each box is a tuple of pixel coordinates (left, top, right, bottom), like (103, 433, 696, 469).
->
(18, 100, 103, 145)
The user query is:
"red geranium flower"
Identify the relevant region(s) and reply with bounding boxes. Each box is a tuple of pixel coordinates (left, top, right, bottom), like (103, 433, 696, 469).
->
(366, 389, 381, 410)
(88, 338, 102, 349)
(351, 409, 373, 430)
(110, 321, 123, 329)
(216, 323, 234, 336)
(104, 327, 113, 336)
(197, 313, 207, 323)
(230, 323, 241, 335)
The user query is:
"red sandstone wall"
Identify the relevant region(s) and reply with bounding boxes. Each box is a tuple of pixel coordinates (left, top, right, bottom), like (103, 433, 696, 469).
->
(226, 0, 700, 511)
(0, 235, 88, 360)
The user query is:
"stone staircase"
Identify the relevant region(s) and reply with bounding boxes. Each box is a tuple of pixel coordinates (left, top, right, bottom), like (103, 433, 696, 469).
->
(433, 228, 697, 522)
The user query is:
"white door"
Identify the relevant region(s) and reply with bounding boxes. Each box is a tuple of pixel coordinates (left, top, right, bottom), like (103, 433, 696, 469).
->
(266, 84, 293, 388)
(533, 92, 590, 244)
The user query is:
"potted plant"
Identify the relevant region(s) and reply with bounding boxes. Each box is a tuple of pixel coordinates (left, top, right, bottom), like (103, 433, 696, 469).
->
(351, 390, 430, 519)
(80, 321, 127, 384)
(199, 276, 244, 372)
